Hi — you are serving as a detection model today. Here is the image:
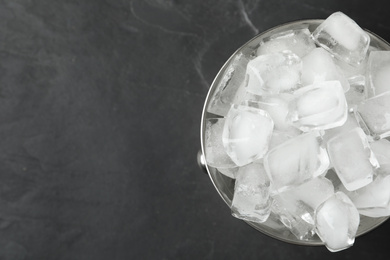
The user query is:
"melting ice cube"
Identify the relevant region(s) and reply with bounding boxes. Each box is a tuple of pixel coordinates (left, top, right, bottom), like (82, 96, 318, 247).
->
(286, 81, 348, 131)
(256, 28, 316, 58)
(326, 127, 378, 191)
(245, 51, 302, 95)
(264, 132, 329, 194)
(315, 192, 360, 252)
(223, 104, 274, 166)
(312, 12, 370, 66)
(365, 51, 390, 98)
(231, 163, 272, 223)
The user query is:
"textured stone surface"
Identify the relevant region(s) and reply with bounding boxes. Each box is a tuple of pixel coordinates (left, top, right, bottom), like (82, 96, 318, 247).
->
(0, 0, 390, 259)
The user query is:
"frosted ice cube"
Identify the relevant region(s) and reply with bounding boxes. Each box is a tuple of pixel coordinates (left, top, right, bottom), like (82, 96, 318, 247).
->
(207, 53, 249, 116)
(264, 132, 329, 194)
(370, 139, 390, 165)
(204, 118, 236, 168)
(301, 48, 350, 92)
(315, 192, 360, 252)
(245, 51, 302, 95)
(271, 177, 334, 240)
(312, 12, 370, 66)
(223, 105, 274, 166)
(327, 127, 379, 191)
(231, 163, 272, 223)
(365, 51, 390, 98)
(217, 166, 238, 179)
(342, 164, 390, 218)
(355, 91, 390, 139)
(256, 28, 316, 58)
(344, 75, 366, 108)
(286, 81, 348, 131)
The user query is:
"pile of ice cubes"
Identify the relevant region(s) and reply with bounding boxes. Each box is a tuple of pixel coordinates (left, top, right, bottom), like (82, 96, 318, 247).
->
(204, 12, 390, 252)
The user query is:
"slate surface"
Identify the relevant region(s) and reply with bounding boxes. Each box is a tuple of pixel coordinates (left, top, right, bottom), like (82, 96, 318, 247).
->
(0, 0, 390, 259)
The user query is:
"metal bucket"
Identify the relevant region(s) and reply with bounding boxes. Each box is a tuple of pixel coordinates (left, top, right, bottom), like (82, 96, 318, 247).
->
(198, 19, 390, 245)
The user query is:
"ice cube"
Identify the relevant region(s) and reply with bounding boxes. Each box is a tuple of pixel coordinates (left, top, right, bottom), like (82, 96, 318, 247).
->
(286, 81, 348, 132)
(204, 118, 237, 168)
(355, 91, 390, 139)
(272, 194, 316, 240)
(231, 163, 272, 223)
(256, 28, 316, 58)
(301, 48, 350, 92)
(365, 51, 390, 98)
(312, 12, 370, 66)
(342, 164, 390, 218)
(245, 51, 302, 95)
(264, 132, 329, 194)
(207, 53, 249, 116)
(370, 139, 390, 165)
(271, 177, 334, 240)
(315, 192, 360, 252)
(327, 127, 379, 191)
(223, 104, 274, 166)
(344, 75, 366, 108)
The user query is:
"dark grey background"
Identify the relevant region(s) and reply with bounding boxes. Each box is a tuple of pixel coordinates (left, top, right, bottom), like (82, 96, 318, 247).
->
(0, 0, 389, 259)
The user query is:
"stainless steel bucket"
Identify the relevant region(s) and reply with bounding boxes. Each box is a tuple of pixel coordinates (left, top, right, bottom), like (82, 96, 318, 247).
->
(198, 19, 390, 245)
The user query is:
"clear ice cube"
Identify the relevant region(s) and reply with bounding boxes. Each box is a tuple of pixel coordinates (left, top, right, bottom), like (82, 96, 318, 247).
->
(223, 104, 274, 166)
(231, 163, 272, 223)
(301, 48, 350, 92)
(326, 127, 379, 191)
(207, 53, 249, 116)
(204, 118, 236, 168)
(272, 194, 316, 240)
(315, 192, 360, 252)
(256, 28, 316, 58)
(312, 12, 370, 66)
(355, 91, 390, 139)
(342, 164, 390, 218)
(286, 81, 348, 131)
(245, 51, 302, 95)
(365, 51, 390, 98)
(271, 177, 334, 240)
(264, 132, 329, 194)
